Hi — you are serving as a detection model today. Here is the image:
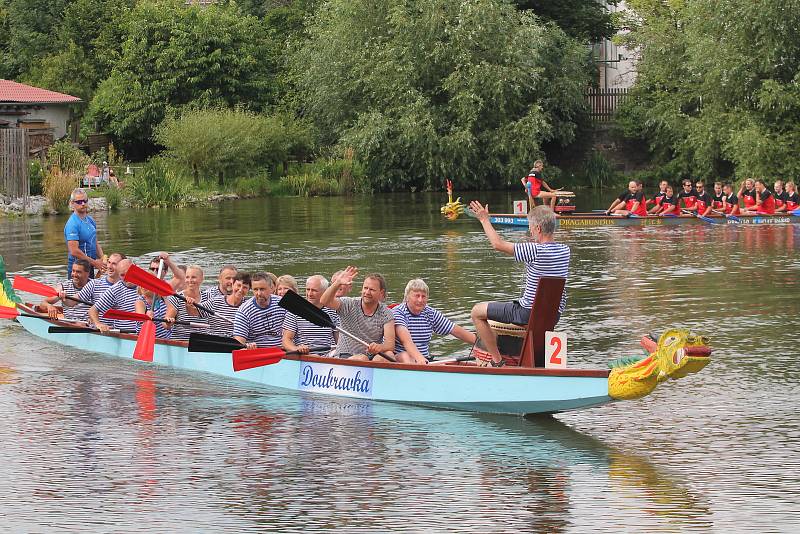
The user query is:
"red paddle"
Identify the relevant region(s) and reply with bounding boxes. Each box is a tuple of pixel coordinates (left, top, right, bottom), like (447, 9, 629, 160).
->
(13, 276, 93, 306)
(123, 264, 224, 319)
(133, 320, 156, 362)
(103, 308, 206, 328)
(0, 305, 40, 320)
(232, 346, 332, 372)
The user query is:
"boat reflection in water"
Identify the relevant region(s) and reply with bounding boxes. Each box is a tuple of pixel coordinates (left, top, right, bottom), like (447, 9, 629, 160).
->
(214, 392, 711, 531)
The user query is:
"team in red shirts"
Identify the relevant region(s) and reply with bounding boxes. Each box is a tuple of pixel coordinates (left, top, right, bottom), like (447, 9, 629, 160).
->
(606, 178, 796, 217)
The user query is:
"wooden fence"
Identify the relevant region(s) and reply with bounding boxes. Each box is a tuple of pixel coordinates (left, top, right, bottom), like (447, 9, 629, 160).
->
(0, 129, 30, 204)
(586, 88, 629, 122)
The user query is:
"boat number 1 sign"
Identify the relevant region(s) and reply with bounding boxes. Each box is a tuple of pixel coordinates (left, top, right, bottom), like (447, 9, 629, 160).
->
(513, 200, 528, 215)
(544, 332, 567, 369)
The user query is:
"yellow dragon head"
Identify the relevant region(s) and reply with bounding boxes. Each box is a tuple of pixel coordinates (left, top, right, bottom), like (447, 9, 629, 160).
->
(0, 255, 20, 308)
(608, 328, 712, 401)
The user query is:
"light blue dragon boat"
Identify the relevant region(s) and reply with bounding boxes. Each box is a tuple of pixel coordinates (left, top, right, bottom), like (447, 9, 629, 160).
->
(3, 255, 712, 416)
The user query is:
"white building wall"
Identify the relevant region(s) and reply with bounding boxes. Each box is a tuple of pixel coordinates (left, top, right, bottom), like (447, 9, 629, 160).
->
(597, 1, 637, 89)
(0, 105, 71, 138)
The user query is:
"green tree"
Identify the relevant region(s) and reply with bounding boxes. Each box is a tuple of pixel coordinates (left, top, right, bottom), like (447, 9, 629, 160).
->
(87, 1, 279, 152)
(291, 0, 591, 190)
(514, 0, 618, 43)
(1, 0, 71, 79)
(618, 0, 800, 180)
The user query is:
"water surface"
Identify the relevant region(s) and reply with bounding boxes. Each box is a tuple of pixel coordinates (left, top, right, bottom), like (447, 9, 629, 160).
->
(1, 192, 798, 531)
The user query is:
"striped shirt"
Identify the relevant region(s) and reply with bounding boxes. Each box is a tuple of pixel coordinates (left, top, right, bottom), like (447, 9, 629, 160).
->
(283, 307, 339, 349)
(76, 276, 115, 305)
(205, 294, 241, 337)
(93, 281, 141, 330)
(232, 295, 286, 348)
(202, 285, 225, 302)
(166, 292, 210, 342)
(335, 297, 393, 356)
(514, 241, 570, 313)
(138, 296, 172, 339)
(392, 304, 454, 359)
(60, 279, 90, 323)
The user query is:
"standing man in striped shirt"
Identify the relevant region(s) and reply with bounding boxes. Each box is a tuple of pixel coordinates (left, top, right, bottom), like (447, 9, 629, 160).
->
(468, 202, 571, 367)
(233, 272, 286, 349)
(41, 258, 92, 324)
(88, 258, 142, 332)
(282, 275, 339, 356)
(393, 278, 477, 364)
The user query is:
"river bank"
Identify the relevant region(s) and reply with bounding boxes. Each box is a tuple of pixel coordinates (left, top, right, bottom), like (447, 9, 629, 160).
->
(0, 191, 242, 217)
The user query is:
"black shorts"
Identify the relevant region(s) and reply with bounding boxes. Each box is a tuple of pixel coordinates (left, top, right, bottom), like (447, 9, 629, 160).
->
(486, 301, 560, 326)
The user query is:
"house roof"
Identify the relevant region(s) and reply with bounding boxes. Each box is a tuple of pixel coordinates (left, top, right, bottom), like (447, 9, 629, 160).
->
(0, 79, 81, 104)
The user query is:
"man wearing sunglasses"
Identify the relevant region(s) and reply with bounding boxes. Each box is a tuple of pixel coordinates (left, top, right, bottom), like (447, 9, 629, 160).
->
(64, 188, 105, 278)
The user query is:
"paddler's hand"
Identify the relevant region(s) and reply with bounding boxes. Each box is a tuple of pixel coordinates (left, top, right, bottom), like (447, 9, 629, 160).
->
(96, 323, 110, 333)
(297, 345, 310, 354)
(45, 303, 59, 319)
(57, 290, 67, 301)
(469, 201, 490, 221)
(335, 266, 358, 286)
(366, 342, 383, 355)
(246, 342, 257, 350)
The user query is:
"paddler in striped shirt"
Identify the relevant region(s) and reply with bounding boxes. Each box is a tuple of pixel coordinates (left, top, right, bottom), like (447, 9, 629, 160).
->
(41, 258, 92, 324)
(76, 252, 125, 305)
(282, 275, 339, 356)
(392, 278, 476, 364)
(206, 272, 251, 337)
(233, 272, 286, 349)
(88, 258, 141, 332)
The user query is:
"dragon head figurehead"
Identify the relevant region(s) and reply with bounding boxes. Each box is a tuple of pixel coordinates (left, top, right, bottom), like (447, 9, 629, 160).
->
(0, 255, 21, 308)
(440, 179, 465, 220)
(608, 328, 712, 401)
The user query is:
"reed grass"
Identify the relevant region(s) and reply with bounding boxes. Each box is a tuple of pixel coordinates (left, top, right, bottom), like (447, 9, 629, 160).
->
(126, 158, 190, 208)
(43, 167, 79, 213)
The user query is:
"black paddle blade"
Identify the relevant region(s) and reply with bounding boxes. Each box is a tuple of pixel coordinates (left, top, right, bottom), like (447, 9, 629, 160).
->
(188, 332, 245, 353)
(278, 290, 335, 329)
(49, 326, 93, 334)
(48, 326, 138, 335)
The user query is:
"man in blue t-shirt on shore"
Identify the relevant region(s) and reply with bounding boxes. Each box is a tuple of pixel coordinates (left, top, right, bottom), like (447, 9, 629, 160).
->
(468, 201, 571, 367)
(64, 188, 105, 277)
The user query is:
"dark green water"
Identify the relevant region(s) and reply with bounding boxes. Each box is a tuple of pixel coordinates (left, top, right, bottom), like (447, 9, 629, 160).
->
(1, 192, 798, 531)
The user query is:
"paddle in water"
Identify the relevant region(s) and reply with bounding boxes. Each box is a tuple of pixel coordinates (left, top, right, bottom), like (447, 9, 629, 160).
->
(123, 264, 231, 323)
(278, 289, 397, 362)
(232, 346, 332, 372)
(13, 276, 93, 306)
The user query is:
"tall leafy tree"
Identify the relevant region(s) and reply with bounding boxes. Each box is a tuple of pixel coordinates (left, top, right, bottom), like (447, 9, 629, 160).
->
(618, 0, 800, 180)
(514, 0, 618, 43)
(291, 0, 591, 190)
(87, 1, 279, 152)
(0, 0, 71, 79)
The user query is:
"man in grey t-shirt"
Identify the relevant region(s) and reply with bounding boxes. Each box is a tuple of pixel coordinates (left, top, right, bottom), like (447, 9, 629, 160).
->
(320, 266, 395, 363)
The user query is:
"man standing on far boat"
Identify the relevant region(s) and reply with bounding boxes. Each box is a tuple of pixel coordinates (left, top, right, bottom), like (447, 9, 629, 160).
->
(521, 160, 559, 211)
(468, 202, 570, 367)
(64, 188, 105, 277)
